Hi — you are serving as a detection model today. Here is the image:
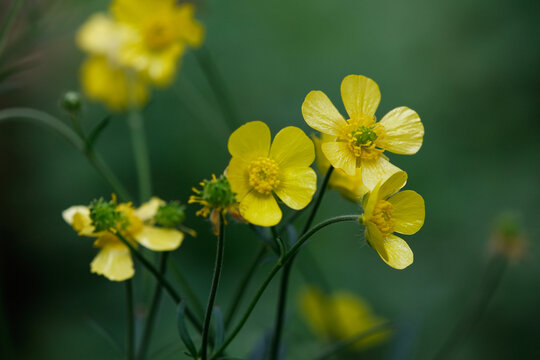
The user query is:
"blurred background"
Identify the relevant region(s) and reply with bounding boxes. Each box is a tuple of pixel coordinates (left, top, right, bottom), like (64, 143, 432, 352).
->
(1, 0, 539, 359)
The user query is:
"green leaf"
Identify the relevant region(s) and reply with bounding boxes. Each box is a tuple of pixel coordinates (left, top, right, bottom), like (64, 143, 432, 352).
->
(213, 307, 225, 350)
(86, 116, 111, 151)
(177, 302, 198, 359)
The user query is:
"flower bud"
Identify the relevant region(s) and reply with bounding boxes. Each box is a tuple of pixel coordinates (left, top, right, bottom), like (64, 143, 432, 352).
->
(154, 201, 186, 228)
(61, 91, 82, 113)
(89, 197, 124, 232)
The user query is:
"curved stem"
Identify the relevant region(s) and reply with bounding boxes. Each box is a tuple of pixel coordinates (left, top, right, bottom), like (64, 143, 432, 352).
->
(209, 214, 360, 360)
(269, 166, 334, 360)
(137, 253, 168, 360)
(127, 110, 152, 202)
(125, 279, 134, 360)
(201, 216, 226, 360)
(225, 243, 268, 328)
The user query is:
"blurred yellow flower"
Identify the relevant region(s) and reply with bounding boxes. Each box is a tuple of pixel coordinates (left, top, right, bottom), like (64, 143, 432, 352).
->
(111, 0, 204, 86)
(63, 197, 184, 281)
(313, 133, 368, 202)
(299, 286, 390, 350)
(227, 121, 317, 227)
(77, 13, 149, 111)
(361, 171, 425, 269)
(302, 74, 424, 189)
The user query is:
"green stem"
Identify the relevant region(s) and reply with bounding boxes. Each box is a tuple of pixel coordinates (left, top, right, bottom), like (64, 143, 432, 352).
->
(115, 233, 202, 333)
(225, 243, 268, 328)
(209, 214, 360, 360)
(269, 166, 334, 360)
(125, 279, 135, 360)
(194, 46, 239, 131)
(137, 253, 168, 360)
(314, 322, 393, 360)
(433, 256, 508, 360)
(127, 110, 152, 202)
(201, 215, 226, 360)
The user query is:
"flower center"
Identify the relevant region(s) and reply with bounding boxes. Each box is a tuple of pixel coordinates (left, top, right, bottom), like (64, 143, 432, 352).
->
(145, 22, 175, 50)
(370, 200, 395, 236)
(346, 125, 386, 161)
(248, 157, 280, 195)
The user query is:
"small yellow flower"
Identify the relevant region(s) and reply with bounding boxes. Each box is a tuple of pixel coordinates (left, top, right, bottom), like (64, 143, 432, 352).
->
(313, 133, 368, 202)
(302, 74, 424, 189)
(361, 171, 425, 269)
(227, 121, 317, 227)
(299, 286, 390, 350)
(63, 197, 184, 281)
(110, 0, 204, 86)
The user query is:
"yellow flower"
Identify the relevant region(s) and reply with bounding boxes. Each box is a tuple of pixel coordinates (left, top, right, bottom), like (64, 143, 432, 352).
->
(302, 74, 424, 189)
(63, 197, 184, 281)
(76, 13, 149, 111)
(110, 0, 204, 86)
(313, 133, 368, 202)
(299, 286, 390, 350)
(361, 171, 425, 269)
(227, 121, 317, 227)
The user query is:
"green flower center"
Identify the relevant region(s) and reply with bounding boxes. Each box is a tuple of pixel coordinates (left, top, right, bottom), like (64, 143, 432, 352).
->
(353, 126, 378, 146)
(154, 202, 186, 228)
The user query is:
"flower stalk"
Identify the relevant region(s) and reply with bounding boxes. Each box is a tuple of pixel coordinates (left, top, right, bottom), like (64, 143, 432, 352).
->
(125, 279, 134, 360)
(127, 109, 152, 202)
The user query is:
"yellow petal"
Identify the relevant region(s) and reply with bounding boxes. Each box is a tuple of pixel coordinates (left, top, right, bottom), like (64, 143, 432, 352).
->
(274, 167, 317, 210)
(90, 243, 134, 281)
(388, 190, 425, 235)
(62, 206, 95, 236)
(380, 234, 414, 269)
(302, 91, 347, 136)
(62, 206, 89, 225)
(135, 197, 166, 221)
(175, 3, 205, 47)
(298, 287, 329, 339)
(340, 75, 381, 118)
(135, 225, 184, 251)
(365, 222, 388, 260)
(228, 121, 271, 162)
(321, 141, 357, 176)
(239, 192, 281, 227)
(360, 156, 401, 190)
(362, 183, 380, 221)
(378, 171, 407, 200)
(76, 13, 117, 55)
(329, 168, 368, 202)
(270, 126, 315, 169)
(227, 157, 251, 200)
(379, 107, 424, 155)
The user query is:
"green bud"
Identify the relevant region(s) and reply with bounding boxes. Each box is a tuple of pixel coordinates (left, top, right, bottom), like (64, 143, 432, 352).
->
(61, 91, 82, 113)
(201, 175, 236, 207)
(154, 201, 186, 228)
(89, 197, 123, 232)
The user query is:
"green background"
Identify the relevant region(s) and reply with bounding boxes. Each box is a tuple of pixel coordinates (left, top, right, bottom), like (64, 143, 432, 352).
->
(1, 0, 539, 359)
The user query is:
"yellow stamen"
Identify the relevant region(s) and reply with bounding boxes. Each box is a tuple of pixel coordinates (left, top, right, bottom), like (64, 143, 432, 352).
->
(370, 200, 395, 236)
(248, 157, 280, 195)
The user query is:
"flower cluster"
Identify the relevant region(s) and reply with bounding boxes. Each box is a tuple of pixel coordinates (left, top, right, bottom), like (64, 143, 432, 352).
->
(77, 0, 204, 110)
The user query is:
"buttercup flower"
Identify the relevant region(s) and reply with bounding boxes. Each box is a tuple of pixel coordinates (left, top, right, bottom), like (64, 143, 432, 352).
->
(63, 197, 184, 281)
(111, 0, 204, 86)
(361, 171, 425, 269)
(227, 121, 317, 227)
(302, 74, 424, 189)
(313, 133, 368, 202)
(299, 286, 390, 350)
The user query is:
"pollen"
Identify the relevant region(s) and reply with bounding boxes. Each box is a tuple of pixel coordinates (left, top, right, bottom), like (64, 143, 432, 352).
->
(370, 200, 395, 236)
(248, 157, 280, 195)
(345, 124, 387, 161)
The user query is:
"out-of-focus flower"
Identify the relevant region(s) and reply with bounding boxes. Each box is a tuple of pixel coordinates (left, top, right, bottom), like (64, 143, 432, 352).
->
(189, 174, 242, 235)
(313, 133, 368, 202)
(302, 74, 424, 189)
(299, 286, 390, 350)
(110, 0, 204, 86)
(227, 121, 317, 227)
(360, 171, 424, 269)
(76, 13, 149, 111)
(489, 212, 527, 263)
(63, 196, 184, 281)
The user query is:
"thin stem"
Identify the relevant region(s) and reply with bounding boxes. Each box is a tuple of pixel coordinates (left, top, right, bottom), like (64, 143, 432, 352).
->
(194, 46, 239, 131)
(314, 322, 393, 360)
(137, 253, 169, 360)
(225, 243, 268, 328)
(125, 279, 135, 360)
(432, 256, 508, 360)
(269, 166, 334, 360)
(209, 214, 360, 360)
(201, 216, 226, 360)
(127, 110, 152, 202)
(114, 233, 202, 333)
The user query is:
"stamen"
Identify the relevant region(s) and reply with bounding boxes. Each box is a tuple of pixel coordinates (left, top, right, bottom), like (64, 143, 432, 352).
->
(248, 157, 280, 195)
(370, 200, 395, 236)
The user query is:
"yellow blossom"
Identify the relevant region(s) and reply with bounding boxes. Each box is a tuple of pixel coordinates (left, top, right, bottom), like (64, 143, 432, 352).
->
(110, 0, 204, 86)
(62, 197, 184, 281)
(361, 171, 425, 269)
(227, 121, 317, 227)
(313, 133, 368, 202)
(302, 74, 424, 189)
(299, 286, 390, 350)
